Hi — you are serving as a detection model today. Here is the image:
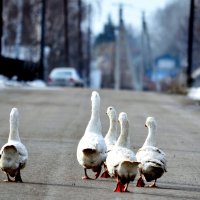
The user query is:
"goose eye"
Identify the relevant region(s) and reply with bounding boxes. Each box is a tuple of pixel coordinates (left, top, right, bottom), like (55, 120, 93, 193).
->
(109, 107, 112, 110)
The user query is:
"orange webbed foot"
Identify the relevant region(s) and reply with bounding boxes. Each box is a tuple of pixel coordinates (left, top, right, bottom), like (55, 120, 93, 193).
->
(114, 182, 125, 192)
(136, 177, 145, 187)
(100, 170, 111, 178)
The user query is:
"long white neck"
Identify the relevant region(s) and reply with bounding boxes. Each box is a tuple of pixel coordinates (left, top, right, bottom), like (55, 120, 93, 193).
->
(143, 126, 156, 147)
(116, 121, 128, 147)
(85, 101, 102, 135)
(9, 112, 21, 142)
(106, 117, 117, 139)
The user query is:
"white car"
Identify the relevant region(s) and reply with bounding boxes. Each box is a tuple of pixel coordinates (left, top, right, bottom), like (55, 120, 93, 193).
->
(48, 67, 84, 87)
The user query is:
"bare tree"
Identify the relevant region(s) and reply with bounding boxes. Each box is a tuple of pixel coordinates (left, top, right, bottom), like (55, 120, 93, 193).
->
(150, 0, 190, 60)
(63, 0, 69, 66)
(2, 0, 90, 75)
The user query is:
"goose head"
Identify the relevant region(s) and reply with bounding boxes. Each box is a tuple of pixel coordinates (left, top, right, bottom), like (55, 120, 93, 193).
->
(91, 91, 100, 107)
(91, 91, 100, 100)
(106, 106, 117, 120)
(115, 112, 129, 147)
(141, 117, 157, 147)
(10, 108, 19, 127)
(145, 117, 157, 130)
(118, 112, 129, 129)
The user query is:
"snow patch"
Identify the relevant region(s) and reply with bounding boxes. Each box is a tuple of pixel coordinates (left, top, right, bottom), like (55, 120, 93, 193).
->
(0, 74, 47, 89)
(187, 87, 200, 101)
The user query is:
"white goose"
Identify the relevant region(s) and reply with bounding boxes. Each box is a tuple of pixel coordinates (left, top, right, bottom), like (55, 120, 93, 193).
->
(136, 117, 167, 187)
(77, 91, 107, 179)
(0, 108, 28, 182)
(106, 112, 140, 192)
(101, 106, 118, 178)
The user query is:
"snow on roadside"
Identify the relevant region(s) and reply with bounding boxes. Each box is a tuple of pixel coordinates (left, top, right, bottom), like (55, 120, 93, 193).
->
(0, 74, 47, 89)
(26, 80, 47, 88)
(187, 87, 200, 101)
(0, 75, 8, 88)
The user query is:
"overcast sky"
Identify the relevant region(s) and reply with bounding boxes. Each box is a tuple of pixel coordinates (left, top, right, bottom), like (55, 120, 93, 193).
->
(86, 0, 171, 35)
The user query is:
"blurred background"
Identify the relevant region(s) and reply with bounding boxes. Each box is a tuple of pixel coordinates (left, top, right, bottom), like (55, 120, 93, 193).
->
(0, 0, 199, 93)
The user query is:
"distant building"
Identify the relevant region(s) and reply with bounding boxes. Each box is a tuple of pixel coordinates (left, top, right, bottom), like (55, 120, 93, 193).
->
(93, 16, 139, 90)
(152, 54, 180, 91)
(93, 17, 116, 88)
(152, 55, 179, 80)
(95, 16, 116, 46)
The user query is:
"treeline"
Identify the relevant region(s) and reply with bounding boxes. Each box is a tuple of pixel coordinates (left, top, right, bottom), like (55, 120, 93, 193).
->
(150, 0, 200, 72)
(2, 0, 91, 77)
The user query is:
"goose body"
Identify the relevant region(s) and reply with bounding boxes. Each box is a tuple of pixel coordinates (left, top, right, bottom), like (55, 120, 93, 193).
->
(77, 91, 107, 179)
(106, 112, 139, 192)
(0, 108, 28, 182)
(136, 117, 167, 187)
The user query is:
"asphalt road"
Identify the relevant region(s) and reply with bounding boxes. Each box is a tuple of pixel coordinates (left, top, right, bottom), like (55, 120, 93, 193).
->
(0, 87, 199, 200)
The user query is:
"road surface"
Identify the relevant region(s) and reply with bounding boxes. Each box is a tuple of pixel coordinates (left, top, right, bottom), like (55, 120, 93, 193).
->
(0, 87, 199, 200)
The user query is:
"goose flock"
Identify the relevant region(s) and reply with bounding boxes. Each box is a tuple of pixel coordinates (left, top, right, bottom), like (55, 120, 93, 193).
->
(77, 91, 167, 192)
(0, 90, 167, 194)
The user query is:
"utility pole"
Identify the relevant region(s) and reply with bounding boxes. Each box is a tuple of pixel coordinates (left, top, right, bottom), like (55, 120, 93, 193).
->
(86, 4, 91, 86)
(0, 0, 3, 56)
(114, 4, 123, 90)
(141, 12, 152, 76)
(78, 0, 83, 77)
(124, 24, 137, 90)
(63, 0, 69, 66)
(187, 0, 195, 87)
(39, 0, 46, 80)
(115, 4, 136, 90)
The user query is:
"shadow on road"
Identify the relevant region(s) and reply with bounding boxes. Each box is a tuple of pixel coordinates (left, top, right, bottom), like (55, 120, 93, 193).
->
(25, 181, 108, 191)
(158, 181, 200, 193)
